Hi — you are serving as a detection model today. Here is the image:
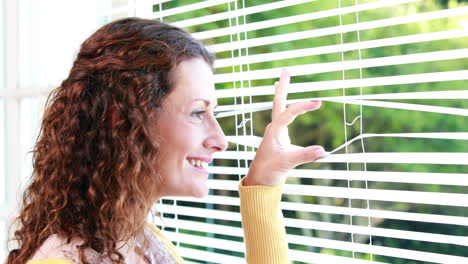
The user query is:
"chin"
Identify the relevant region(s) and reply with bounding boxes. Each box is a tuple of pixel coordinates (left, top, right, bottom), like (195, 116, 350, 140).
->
(190, 184, 209, 198)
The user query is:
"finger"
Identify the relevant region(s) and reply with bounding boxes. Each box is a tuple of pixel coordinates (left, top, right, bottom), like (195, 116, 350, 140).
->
(285, 145, 326, 168)
(272, 69, 290, 120)
(277, 100, 321, 127)
(272, 81, 281, 120)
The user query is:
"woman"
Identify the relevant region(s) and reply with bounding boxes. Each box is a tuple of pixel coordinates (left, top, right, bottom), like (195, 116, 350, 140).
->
(6, 18, 325, 264)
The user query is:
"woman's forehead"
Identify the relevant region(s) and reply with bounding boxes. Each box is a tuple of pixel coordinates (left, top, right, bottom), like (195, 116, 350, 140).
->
(169, 58, 217, 105)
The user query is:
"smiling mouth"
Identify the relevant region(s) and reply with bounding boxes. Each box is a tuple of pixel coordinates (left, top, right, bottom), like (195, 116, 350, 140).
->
(187, 158, 208, 169)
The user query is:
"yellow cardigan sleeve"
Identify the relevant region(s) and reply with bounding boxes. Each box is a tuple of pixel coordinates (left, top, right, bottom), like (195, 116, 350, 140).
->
(239, 177, 289, 264)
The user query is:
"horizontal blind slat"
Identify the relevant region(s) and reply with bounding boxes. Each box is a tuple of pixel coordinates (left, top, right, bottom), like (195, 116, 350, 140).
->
(177, 247, 244, 264)
(158, 196, 468, 226)
(208, 6, 468, 52)
(158, 213, 468, 247)
(284, 184, 468, 207)
(150, 0, 171, 4)
(284, 218, 468, 247)
(215, 70, 468, 98)
(194, 0, 418, 40)
(168, 0, 314, 28)
(165, 231, 245, 251)
(217, 95, 468, 118)
(214, 29, 468, 68)
(209, 166, 468, 185)
(327, 99, 468, 116)
(157, 218, 243, 237)
(165, 195, 239, 206)
(156, 0, 233, 18)
(281, 201, 468, 226)
(288, 249, 388, 264)
(164, 195, 468, 225)
(286, 233, 468, 264)
(214, 151, 468, 165)
(178, 182, 468, 206)
(214, 48, 468, 83)
(163, 230, 468, 263)
(158, 204, 241, 221)
(217, 91, 468, 114)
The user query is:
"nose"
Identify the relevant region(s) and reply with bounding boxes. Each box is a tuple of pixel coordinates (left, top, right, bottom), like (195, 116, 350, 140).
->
(204, 118, 228, 152)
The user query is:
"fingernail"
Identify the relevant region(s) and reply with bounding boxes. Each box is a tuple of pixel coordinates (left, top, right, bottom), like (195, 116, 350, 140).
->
(306, 101, 320, 110)
(310, 100, 322, 106)
(314, 147, 326, 156)
(317, 153, 329, 160)
(281, 68, 290, 77)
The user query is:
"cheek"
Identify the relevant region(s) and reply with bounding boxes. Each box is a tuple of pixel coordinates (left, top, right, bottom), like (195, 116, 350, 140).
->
(171, 124, 200, 154)
(158, 121, 202, 176)
(159, 118, 195, 152)
(155, 116, 208, 197)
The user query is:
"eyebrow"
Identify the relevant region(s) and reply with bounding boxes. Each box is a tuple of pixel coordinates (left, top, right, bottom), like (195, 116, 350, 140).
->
(194, 99, 218, 109)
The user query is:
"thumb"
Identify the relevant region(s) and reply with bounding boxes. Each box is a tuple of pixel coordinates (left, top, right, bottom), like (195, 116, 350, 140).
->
(286, 145, 326, 168)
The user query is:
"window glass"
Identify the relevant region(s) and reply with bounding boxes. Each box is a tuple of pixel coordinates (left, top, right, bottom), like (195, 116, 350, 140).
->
(19, 98, 40, 184)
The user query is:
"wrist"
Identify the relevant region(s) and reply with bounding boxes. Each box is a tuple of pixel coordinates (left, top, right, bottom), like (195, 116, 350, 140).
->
(244, 174, 283, 187)
(243, 175, 268, 186)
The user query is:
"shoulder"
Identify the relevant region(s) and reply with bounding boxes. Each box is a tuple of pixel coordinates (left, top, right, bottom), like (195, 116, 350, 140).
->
(145, 222, 161, 235)
(28, 234, 81, 264)
(144, 223, 175, 249)
(145, 222, 169, 243)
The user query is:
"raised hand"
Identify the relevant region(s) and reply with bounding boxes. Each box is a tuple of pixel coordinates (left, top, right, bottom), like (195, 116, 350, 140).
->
(244, 69, 326, 186)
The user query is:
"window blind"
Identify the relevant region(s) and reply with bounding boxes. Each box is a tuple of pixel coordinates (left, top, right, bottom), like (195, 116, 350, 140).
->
(148, 0, 468, 264)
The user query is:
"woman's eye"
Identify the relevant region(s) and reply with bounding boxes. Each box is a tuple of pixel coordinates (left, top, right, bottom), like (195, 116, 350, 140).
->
(191, 110, 206, 120)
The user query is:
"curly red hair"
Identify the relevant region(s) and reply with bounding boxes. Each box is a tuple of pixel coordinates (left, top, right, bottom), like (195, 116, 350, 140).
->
(7, 18, 214, 264)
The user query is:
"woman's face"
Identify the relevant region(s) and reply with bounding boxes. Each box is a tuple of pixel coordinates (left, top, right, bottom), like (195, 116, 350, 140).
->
(155, 58, 227, 199)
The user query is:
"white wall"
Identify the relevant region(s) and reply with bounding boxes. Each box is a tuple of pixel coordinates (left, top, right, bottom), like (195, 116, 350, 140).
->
(0, 0, 126, 260)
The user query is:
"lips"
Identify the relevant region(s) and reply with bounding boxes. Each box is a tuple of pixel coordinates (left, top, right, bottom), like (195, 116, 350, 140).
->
(186, 156, 212, 172)
(188, 158, 208, 169)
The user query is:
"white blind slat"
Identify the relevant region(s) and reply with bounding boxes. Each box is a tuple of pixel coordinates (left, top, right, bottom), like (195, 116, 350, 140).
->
(217, 92, 468, 117)
(214, 48, 468, 83)
(286, 234, 468, 264)
(209, 166, 468, 186)
(215, 70, 468, 99)
(215, 29, 468, 68)
(177, 247, 244, 264)
(194, 0, 419, 40)
(288, 249, 387, 264)
(156, 0, 233, 18)
(169, 0, 314, 28)
(327, 99, 468, 116)
(164, 230, 468, 264)
(214, 151, 468, 165)
(158, 211, 468, 247)
(162, 197, 468, 226)
(209, 6, 468, 52)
